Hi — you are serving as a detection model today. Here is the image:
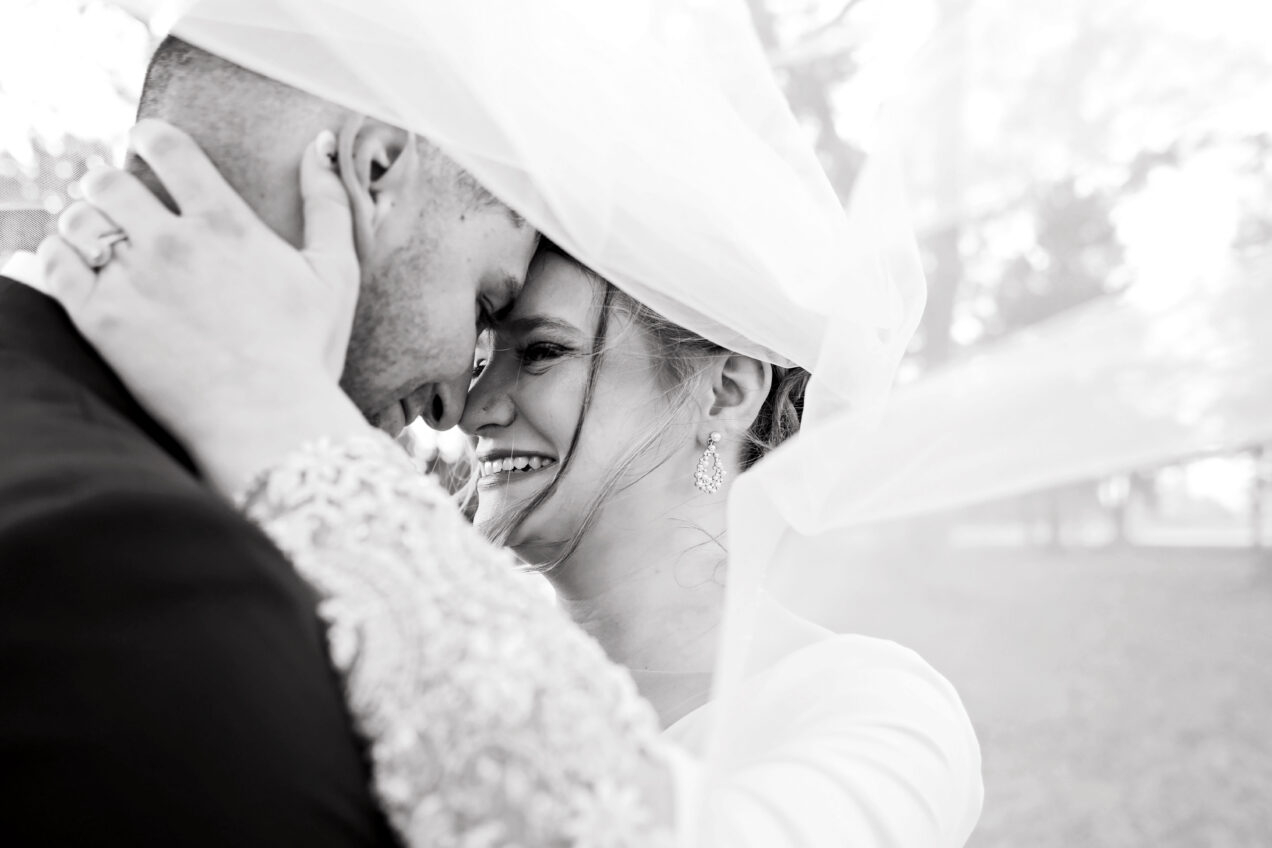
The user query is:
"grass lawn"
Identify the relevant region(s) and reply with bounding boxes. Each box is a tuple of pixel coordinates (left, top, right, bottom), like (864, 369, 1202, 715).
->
(785, 544, 1272, 847)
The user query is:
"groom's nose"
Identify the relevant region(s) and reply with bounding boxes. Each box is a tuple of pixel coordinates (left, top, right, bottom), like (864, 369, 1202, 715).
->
(417, 376, 468, 431)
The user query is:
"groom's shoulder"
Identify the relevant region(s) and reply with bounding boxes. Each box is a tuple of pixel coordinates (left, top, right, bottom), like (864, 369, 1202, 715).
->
(0, 332, 199, 504)
(0, 289, 399, 847)
(0, 302, 292, 597)
(0, 344, 297, 594)
(0, 274, 201, 505)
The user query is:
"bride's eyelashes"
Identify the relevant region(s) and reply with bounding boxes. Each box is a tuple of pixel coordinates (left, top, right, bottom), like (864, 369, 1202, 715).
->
(519, 341, 571, 372)
(470, 340, 574, 382)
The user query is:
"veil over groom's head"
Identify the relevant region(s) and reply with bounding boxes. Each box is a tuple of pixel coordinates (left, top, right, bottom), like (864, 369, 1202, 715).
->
(129, 35, 538, 434)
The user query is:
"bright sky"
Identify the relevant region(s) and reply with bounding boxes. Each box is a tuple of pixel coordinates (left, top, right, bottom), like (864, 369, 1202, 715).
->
(0, 0, 149, 164)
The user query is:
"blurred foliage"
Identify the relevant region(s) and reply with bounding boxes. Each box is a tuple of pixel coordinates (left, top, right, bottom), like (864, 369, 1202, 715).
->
(1, 136, 113, 255)
(746, 0, 1272, 369)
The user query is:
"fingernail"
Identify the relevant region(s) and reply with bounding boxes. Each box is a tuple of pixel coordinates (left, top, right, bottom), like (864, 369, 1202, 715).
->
(315, 130, 336, 167)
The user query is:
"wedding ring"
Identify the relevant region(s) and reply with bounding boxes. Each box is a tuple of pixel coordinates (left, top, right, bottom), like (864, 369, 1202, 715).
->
(87, 229, 130, 270)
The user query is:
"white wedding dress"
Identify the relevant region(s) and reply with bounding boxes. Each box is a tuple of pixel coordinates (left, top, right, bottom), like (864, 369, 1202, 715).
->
(664, 633, 983, 847)
(237, 428, 983, 848)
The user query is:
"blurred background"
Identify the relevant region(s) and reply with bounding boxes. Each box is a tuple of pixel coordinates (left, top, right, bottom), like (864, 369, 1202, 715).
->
(3, 1, 1269, 844)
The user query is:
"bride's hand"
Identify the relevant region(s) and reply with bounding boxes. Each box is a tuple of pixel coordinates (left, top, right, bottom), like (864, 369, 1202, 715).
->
(34, 119, 368, 495)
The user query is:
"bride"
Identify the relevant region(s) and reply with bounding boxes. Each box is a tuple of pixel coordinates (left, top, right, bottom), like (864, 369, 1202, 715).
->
(29, 3, 982, 845)
(458, 241, 985, 811)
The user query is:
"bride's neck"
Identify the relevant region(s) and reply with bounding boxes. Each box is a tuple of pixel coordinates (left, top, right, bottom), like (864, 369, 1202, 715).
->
(546, 512, 727, 674)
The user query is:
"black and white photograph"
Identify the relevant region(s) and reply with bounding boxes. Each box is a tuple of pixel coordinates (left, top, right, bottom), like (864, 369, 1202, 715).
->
(1, 1, 1269, 845)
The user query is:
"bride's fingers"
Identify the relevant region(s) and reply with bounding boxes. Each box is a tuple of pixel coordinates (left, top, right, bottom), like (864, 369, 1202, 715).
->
(78, 166, 170, 242)
(57, 201, 124, 269)
(299, 130, 360, 378)
(129, 119, 251, 221)
(35, 235, 98, 314)
(299, 130, 359, 294)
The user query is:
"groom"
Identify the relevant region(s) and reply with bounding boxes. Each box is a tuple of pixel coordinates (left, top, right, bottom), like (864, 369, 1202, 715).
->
(0, 36, 536, 845)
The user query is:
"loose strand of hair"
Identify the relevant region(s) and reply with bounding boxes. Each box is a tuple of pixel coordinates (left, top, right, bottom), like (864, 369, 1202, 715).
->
(488, 283, 617, 551)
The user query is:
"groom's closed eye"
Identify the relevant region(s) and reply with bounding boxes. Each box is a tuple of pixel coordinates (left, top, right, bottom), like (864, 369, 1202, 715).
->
(492, 273, 521, 318)
(478, 273, 522, 332)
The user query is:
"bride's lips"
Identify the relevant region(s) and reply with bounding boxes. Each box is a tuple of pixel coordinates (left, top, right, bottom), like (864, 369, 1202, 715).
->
(475, 451, 558, 486)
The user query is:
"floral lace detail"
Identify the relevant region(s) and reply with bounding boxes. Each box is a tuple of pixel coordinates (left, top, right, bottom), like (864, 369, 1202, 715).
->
(236, 432, 675, 848)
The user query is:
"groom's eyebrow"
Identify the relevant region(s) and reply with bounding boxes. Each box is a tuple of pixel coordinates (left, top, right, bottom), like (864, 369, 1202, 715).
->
(493, 274, 521, 319)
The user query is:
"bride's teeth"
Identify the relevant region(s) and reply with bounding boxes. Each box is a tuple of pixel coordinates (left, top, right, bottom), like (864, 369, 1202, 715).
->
(480, 456, 557, 476)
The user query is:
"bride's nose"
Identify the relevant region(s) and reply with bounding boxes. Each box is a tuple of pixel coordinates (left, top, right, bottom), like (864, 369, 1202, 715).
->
(458, 367, 514, 436)
(417, 376, 467, 431)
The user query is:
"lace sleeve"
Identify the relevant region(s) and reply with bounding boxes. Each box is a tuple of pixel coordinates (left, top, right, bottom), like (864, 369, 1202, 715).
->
(235, 430, 676, 848)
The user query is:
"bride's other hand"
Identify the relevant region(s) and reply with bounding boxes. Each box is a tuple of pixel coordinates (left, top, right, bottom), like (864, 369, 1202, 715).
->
(34, 118, 367, 495)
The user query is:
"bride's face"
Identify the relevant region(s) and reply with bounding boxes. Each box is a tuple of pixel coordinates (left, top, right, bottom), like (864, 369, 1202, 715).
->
(458, 252, 691, 560)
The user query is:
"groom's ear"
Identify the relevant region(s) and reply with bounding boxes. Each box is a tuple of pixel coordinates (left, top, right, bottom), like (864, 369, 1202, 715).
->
(334, 115, 420, 259)
(704, 353, 772, 438)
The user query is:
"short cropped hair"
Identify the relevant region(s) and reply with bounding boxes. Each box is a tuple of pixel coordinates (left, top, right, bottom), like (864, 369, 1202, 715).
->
(136, 35, 290, 121)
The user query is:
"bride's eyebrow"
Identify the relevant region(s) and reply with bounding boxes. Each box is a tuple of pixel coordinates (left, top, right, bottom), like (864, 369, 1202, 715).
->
(499, 315, 580, 337)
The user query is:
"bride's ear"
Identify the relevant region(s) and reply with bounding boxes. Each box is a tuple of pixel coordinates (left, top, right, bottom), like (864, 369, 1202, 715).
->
(334, 115, 420, 259)
(704, 353, 772, 438)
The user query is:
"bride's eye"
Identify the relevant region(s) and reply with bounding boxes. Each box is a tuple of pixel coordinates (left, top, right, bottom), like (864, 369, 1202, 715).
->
(524, 342, 566, 361)
(471, 359, 488, 380)
(520, 341, 569, 370)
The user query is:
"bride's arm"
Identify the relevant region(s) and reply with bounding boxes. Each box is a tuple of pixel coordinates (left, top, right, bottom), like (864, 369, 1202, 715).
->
(237, 428, 676, 846)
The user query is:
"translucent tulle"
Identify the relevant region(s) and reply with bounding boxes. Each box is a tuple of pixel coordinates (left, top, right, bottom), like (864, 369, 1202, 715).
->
(117, 0, 922, 416)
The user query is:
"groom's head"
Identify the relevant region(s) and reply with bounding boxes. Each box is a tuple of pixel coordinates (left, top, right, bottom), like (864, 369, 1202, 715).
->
(132, 36, 538, 433)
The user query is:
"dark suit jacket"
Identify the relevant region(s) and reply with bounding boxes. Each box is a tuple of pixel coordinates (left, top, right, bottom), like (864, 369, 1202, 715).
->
(0, 275, 397, 846)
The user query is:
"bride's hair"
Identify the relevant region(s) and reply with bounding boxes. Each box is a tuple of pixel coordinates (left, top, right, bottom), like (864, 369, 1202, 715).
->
(476, 243, 809, 571)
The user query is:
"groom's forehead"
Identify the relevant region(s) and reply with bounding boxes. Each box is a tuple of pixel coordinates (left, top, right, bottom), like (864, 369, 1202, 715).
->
(454, 169, 528, 230)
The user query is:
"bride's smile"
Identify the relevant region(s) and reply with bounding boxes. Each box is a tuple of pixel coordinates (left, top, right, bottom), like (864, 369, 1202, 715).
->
(475, 452, 558, 483)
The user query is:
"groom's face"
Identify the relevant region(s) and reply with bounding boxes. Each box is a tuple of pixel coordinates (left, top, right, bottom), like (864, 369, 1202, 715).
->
(341, 168, 538, 434)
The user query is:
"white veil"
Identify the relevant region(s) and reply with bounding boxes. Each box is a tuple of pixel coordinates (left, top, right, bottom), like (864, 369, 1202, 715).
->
(110, 0, 932, 833)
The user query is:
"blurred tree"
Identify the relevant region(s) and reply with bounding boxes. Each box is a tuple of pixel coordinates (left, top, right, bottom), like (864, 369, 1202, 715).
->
(985, 178, 1125, 337)
(744, 0, 868, 200)
(1, 136, 113, 257)
(748, 0, 1272, 369)
(899, 0, 1272, 362)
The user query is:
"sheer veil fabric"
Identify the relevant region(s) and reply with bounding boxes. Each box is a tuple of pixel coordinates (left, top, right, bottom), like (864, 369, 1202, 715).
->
(116, 0, 960, 841)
